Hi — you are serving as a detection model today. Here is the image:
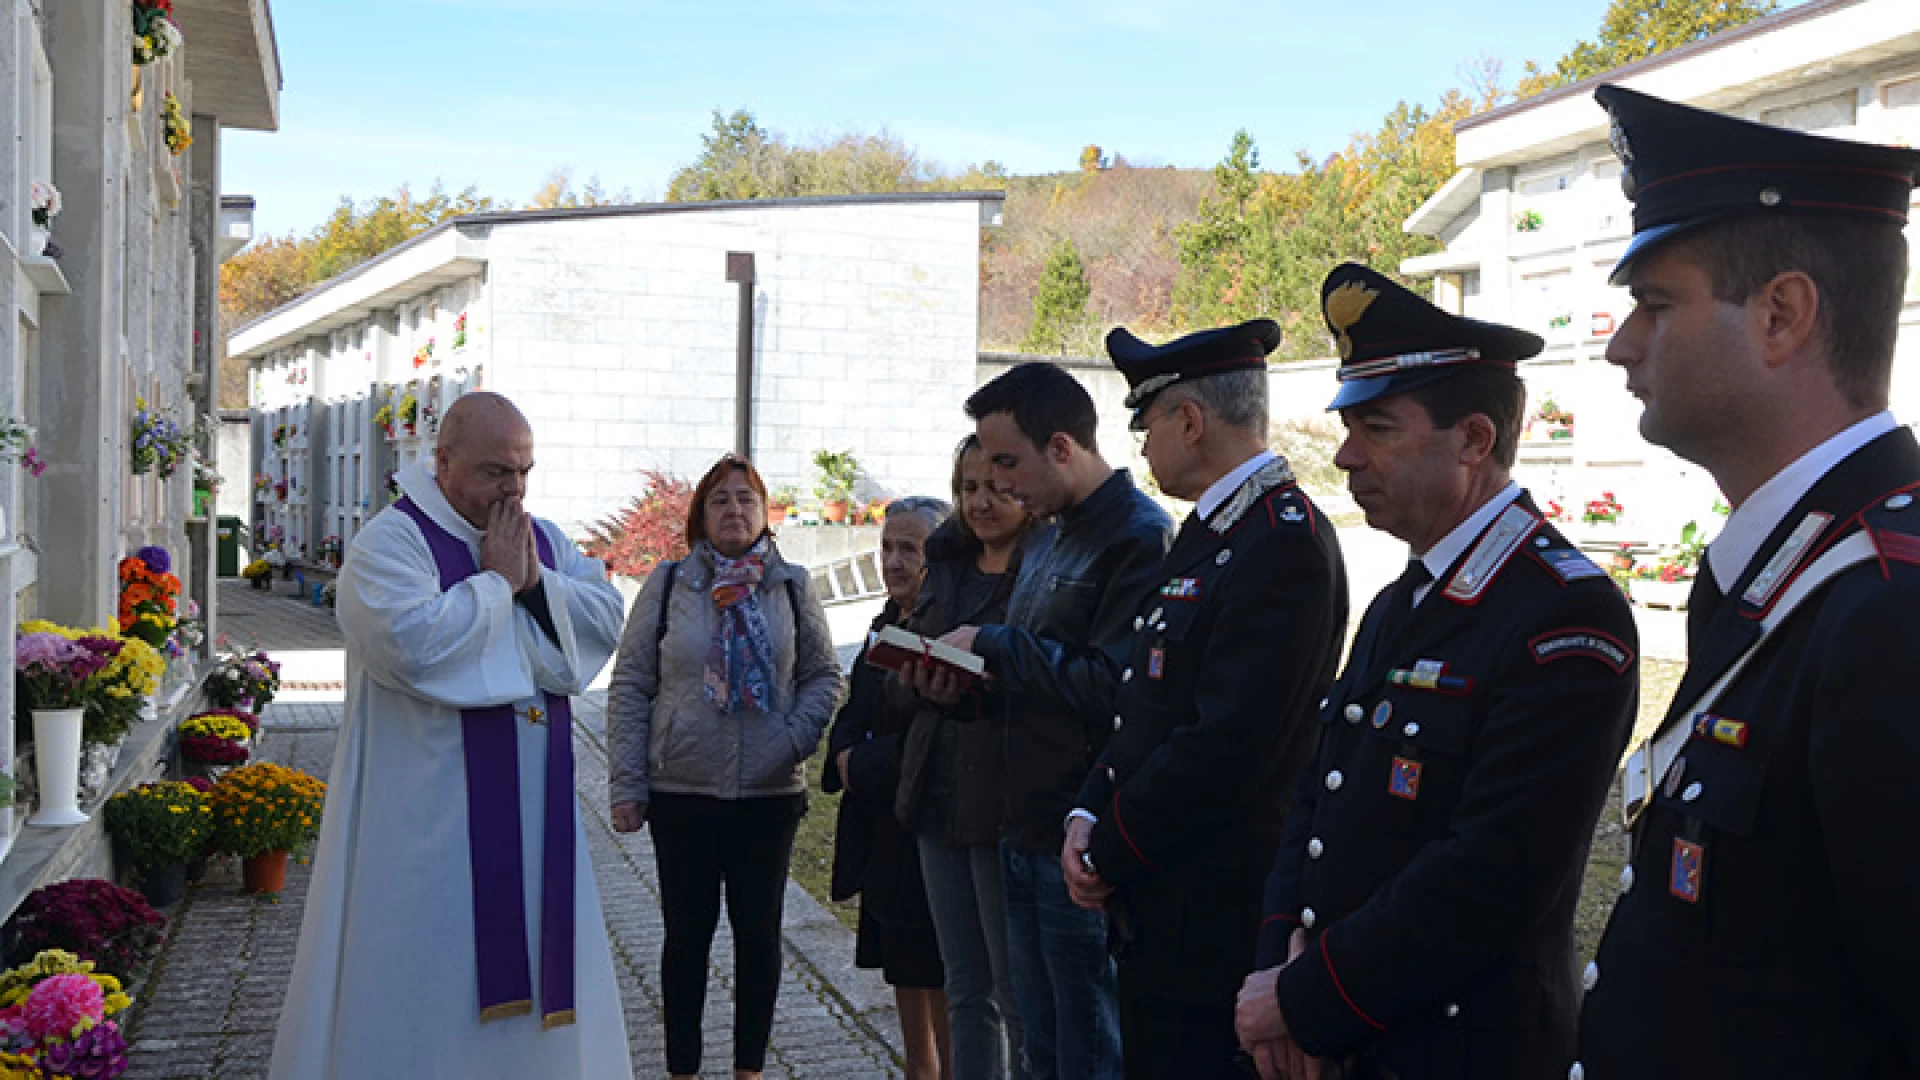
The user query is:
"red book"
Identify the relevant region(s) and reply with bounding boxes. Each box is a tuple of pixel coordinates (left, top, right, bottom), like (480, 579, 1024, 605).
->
(863, 625, 986, 687)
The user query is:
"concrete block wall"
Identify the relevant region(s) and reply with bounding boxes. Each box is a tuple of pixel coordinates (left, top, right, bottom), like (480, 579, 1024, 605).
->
(489, 202, 983, 536)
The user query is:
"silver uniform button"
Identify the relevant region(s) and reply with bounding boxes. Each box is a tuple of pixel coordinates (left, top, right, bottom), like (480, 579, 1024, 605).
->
(1307, 837, 1324, 859)
(1445, 1003, 1460, 1018)
(1682, 781, 1703, 803)
(1621, 865, 1635, 893)
(1113, 715, 1123, 731)
(1402, 721, 1421, 738)
(1216, 549, 1232, 565)
(1569, 1063, 1586, 1080)
(1122, 668, 1134, 683)
(1106, 766, 1116, 781)
(1343, 704, 1363, 724)
(1534, 536, 1550, 547)
(1325, 770, 1344, 791)
(1300, 906, 1317, 929)
(1583, 961, 1600, 992)
(1156, 622, 1167, 633)
(1888, 493, 1914, 511)
(1134, 616, 1144, 631)
(1759, 186, 1782, 206)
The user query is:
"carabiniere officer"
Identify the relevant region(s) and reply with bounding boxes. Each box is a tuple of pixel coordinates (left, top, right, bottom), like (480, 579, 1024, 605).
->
(1575, 84, 1920, 1079)
(1234, 264, 1639, 1080)
(1060, 319, 1349, 1080)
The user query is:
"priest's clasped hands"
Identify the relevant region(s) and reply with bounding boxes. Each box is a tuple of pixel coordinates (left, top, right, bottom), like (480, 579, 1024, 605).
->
(1235, 929, 1324, 1080)
(479, 496, 543, 597)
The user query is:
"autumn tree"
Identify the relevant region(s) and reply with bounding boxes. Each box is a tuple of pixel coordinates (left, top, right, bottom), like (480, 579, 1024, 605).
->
(1025, 238, 1094, 355)
(666, 111, 787, 201)
(530, 167, 632, 209)
(218, 235, 310, 331)
(1517, 0, 1778, 96)
(665, 108, 1009, 203)
(1080, 145, 1109, 173)
(305, 182, 502, 280)
(1171, 94, 1468, 359)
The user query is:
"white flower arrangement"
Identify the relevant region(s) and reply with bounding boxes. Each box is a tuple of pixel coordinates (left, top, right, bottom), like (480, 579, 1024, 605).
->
(29, 181, 60, 227)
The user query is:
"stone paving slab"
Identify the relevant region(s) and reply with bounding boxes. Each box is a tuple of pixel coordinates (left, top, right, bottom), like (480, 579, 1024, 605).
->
(121, 702, 903, 1079)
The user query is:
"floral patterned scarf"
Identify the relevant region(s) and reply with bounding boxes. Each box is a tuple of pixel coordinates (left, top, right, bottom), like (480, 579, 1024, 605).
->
(703, 539, 777, 713)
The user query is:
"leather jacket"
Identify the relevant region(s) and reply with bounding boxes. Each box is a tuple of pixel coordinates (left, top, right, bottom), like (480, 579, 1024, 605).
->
(974, 469, 1173, 854)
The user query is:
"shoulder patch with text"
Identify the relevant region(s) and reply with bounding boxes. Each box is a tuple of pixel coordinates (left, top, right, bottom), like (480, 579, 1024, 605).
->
(1529, 628, 1634, 674)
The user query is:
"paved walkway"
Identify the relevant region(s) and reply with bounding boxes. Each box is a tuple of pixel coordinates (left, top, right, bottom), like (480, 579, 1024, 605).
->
(122, 583, 904, 1079)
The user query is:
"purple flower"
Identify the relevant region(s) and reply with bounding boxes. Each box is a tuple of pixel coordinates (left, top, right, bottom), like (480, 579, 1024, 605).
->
(135, 546, 171, 575)
(15, 632, 83, 671)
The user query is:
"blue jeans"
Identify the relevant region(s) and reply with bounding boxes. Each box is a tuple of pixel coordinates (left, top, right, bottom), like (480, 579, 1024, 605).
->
(999, 842, 1123, 1080)
(920, 834, 1029, 1080)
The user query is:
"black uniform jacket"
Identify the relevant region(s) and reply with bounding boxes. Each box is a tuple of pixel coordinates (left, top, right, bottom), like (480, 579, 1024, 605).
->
(1259, 491, 1638, 1079)
(1071, 462, 1348, 1006)
(1578, 426, 1920, 1080)
(975, 469, 1174, 855)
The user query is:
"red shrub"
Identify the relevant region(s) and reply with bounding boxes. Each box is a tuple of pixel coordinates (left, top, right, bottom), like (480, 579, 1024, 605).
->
(582, 470, 693, 578)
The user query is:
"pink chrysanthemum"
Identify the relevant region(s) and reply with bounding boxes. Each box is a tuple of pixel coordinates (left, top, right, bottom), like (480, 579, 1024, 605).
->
(20, 974, 103, 1042)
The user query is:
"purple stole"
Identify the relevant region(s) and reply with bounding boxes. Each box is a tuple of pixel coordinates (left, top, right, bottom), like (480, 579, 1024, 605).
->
(394, 498, 577, 1030)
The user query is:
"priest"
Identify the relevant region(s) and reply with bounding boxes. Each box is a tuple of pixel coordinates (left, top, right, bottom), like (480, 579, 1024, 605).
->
(270, 392, 633, 1079)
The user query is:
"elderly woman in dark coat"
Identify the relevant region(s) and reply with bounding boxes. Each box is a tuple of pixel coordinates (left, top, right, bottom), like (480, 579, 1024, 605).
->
(825, 495, 955, 1080)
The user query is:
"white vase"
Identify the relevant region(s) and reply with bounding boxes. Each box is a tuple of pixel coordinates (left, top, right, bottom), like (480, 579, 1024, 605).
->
(26, 224, 49, 258)
(28, 708, 87, 827)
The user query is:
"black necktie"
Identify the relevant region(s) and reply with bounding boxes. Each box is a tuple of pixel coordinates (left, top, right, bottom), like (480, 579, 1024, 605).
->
(1363, 559, 1434, 672)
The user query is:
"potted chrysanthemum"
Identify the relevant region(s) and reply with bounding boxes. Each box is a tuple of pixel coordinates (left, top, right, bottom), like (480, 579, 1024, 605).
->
(209, 763, 325, 895)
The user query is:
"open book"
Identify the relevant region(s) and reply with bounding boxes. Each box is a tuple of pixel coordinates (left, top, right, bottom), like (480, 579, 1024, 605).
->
(863, 625, 987, 687)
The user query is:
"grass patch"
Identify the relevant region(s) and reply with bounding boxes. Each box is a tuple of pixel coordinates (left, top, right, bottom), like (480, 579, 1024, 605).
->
(1573, 656, 1685, 961)
(794, 753, 861, 930)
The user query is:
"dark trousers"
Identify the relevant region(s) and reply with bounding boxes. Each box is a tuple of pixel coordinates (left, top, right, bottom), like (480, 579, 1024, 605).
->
(648, 792, 804, 1075)
(1116, 960, 1248, 1080)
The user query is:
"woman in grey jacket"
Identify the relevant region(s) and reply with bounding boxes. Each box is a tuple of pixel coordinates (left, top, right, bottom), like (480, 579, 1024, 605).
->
(607, 455, 845, 1080)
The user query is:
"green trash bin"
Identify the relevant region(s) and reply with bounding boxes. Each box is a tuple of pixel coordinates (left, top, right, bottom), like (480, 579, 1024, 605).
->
(217, 516, 243, 578)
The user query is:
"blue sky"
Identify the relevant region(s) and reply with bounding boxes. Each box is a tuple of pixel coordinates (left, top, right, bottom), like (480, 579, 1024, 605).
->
(226, 0, 1639, 240)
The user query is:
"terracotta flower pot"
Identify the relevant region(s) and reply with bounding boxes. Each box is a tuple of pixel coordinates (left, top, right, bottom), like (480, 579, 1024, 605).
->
(822, 499, 849, 524)
(242, 849, 289, 895)
(767, 505, 789, 527)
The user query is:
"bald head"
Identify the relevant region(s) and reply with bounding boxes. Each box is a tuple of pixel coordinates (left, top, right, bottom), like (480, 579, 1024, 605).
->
(433, 392, 536, 527)
(437, 391, 531, 455)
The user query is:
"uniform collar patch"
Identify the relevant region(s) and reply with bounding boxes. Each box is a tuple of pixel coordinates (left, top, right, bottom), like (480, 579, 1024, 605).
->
(1442, 503, 1540, 605)
(1210, 457, 1297, 534)
(1742, 511, 1831, 610)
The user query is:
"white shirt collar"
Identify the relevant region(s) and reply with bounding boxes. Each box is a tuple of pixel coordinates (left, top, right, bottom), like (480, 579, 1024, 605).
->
(1414, 481, 1522, 606)
(397, 460, 482, 545)
(1197, 450, 1278, 523)
(1707, 411, 1898, 587)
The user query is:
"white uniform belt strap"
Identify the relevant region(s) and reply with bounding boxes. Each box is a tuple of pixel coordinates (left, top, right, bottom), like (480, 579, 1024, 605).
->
(1623, 529, 1878, 829)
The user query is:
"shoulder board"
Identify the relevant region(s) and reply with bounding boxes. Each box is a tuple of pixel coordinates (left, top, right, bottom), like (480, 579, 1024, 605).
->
(1528, 542, 1608, 584)
(1442, 503, 1541, 606)
(1863, 483, 1920, 569)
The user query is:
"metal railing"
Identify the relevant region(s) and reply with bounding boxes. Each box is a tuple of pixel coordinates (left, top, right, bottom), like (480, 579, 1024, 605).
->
(809, 548, 886, 606)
